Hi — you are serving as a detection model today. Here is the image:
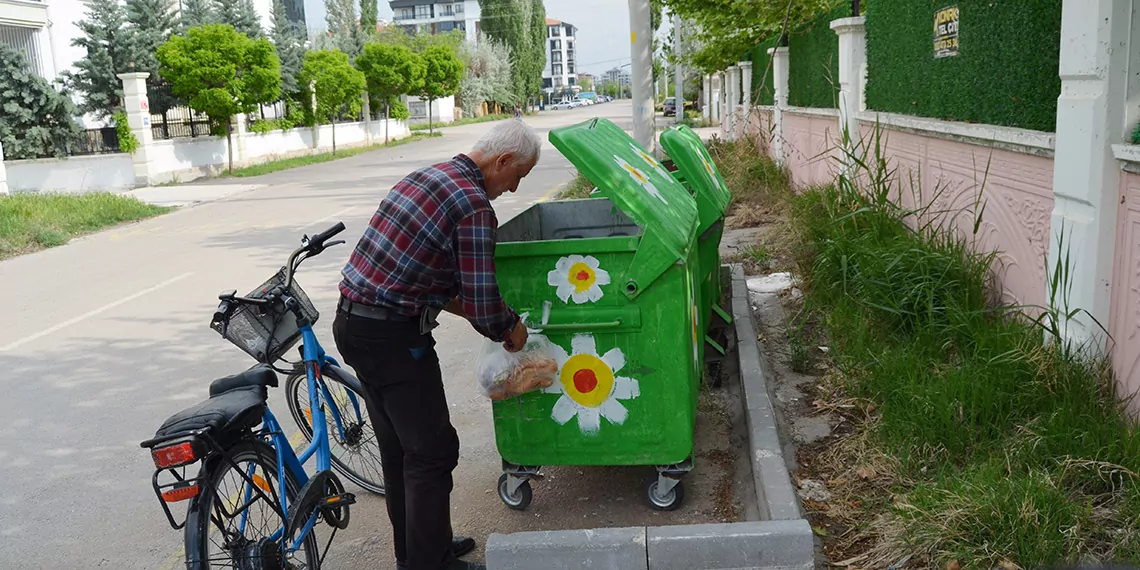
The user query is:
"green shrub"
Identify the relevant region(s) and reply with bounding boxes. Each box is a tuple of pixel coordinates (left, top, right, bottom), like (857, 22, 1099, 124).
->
(786, 3, 847, 109)
(747, 36, 780, 106)
(865, 0, 1062, 132)
(113, 111, 139, 154)
(250, 117, 296, 134)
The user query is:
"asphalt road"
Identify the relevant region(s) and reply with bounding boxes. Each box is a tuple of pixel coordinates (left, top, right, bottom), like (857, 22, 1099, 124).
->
(0, 102, 734, 570)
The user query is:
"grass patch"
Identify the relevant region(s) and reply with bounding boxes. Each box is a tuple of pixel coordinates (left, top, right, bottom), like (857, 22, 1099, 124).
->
(0, 193, 170, 259)
(709, 133, 1140, 568)
(555, 172, 597, 200)
(410, 113, 511, 132)
(223, 132, 442, 177)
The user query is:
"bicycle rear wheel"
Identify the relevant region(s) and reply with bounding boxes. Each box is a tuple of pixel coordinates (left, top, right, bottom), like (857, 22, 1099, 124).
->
(184, 439, 320, 570)
(286, 365, 385, 495)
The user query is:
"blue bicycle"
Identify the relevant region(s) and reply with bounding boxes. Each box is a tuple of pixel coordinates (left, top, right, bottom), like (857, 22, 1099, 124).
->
(141, 222, 384, 569)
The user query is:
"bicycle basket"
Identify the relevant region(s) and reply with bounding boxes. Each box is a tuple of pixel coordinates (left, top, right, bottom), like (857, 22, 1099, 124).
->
(211, 267, 320, 363)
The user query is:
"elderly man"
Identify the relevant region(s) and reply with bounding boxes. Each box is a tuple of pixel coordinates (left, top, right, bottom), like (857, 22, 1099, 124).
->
(333, 120, 542, 570)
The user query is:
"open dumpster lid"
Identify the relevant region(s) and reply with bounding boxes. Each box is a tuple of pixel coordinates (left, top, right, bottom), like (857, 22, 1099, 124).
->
(548, 118, 698, 298)
(659, 124, 731, 227)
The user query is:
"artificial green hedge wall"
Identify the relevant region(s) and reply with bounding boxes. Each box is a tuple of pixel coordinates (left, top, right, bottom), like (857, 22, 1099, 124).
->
(865, 0, 1062, 132)
(787, 4, 848, 109)
(748, 37, 779, 106)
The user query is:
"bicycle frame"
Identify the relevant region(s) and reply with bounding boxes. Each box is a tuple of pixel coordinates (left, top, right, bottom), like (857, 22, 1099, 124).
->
(239, 321, 364, 556)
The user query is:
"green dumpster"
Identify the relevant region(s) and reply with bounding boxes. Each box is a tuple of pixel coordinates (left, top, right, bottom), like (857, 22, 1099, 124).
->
(659, 124, 733, 367)
(490, 118, 701, 511)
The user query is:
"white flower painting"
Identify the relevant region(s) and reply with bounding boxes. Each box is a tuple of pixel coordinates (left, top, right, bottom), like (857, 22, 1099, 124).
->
(545, 333, 641, 435)
(547, 255, 611, 304)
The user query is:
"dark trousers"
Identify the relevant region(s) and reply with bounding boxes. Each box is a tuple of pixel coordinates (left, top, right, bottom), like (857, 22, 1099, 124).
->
(332, 311, 459, 570)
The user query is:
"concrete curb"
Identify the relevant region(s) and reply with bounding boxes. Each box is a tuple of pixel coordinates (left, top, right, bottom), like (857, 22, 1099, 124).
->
(483, 264, 812, 570)
(729, 265, 803, 521)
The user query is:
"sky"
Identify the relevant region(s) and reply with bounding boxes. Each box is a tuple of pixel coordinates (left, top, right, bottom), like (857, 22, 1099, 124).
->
(301, 0, 661, 77)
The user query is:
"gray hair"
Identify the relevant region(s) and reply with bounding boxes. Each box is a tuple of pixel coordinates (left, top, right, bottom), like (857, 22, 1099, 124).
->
(471, 120, 542, 165)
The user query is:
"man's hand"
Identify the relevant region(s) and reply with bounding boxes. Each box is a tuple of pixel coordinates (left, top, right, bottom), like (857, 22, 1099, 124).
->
(442, 297, 466, 318)
(504, 319, 528, 353)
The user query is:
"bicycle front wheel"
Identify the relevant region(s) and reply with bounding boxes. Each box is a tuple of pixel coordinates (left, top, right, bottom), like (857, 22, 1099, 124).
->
(184, 439, 320, 570)
(286, 365, 385, 495)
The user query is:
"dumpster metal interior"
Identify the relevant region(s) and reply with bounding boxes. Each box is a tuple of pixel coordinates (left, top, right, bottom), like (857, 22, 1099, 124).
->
(498, 198, 641, 242)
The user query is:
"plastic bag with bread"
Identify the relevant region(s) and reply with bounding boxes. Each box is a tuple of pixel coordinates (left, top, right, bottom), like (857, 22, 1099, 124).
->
(476, 333, 559, 401)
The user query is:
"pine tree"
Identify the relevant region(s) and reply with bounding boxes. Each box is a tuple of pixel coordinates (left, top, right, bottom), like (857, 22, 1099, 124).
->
(359, 0, 378, 40)
(324, 0, 361, 57)
(68, 0, 131, 118)
(271, 0, 306, 97)
(123, 0, 178, 111)
(0, 44, 83, 159)
(179, 0, 215, 30)
(215, 0, 263, 38)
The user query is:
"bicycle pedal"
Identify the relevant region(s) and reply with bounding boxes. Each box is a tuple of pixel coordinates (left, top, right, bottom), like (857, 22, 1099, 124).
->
(321, 492, 355, 507)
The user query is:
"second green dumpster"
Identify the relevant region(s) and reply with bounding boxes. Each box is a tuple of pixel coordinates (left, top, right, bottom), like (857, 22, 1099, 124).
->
(490, 118, 702, 511)
(660, 124, 733, 368)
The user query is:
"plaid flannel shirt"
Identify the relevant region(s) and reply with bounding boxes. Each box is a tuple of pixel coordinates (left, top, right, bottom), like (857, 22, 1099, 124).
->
(338, 154, 519, 342)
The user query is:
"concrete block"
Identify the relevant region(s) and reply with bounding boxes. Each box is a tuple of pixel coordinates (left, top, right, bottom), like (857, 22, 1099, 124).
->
(647, 520, 814, 570)
(730, 266, 802, 521)
(486, 527, 648, 570)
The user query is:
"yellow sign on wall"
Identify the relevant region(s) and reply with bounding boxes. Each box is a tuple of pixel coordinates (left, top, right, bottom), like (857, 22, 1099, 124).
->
(934, 5, 959, 58)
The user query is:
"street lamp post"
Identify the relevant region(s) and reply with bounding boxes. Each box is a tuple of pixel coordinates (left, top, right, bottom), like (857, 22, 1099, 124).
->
(628, 0, 655, 150)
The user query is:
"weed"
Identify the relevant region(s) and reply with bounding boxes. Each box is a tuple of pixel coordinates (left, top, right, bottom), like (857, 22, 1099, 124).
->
(555, 172, 597, 200)
(775, 122, 1140, 567)
(222, 132, 441, 178)
(409, 113, 511, 132)
(0, 193, 170, 259)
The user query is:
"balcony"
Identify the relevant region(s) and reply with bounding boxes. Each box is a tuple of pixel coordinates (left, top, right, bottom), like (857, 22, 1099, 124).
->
(0, 0, 49, 27)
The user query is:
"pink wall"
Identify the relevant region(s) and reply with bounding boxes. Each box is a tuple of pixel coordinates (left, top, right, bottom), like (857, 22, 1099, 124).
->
(737, 107, 1054, 308)
(1110, 171, 1140, 406)
(782, 112, 841, 189)
(859, 124, 1054, 308)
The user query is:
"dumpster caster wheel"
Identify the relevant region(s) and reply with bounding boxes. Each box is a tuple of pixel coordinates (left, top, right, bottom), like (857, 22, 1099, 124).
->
(498, 473, 533, 511)
(643, 476, 685, 511)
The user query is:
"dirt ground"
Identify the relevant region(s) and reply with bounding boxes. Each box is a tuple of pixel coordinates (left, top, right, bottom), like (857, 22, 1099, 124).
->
(723, 226, 845, 569)
(324, 330, 753, 568)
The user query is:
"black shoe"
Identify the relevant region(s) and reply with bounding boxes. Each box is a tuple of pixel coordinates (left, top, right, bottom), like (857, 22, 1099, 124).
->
(395, 537, 478, 570)
(451, 536, 476, 558)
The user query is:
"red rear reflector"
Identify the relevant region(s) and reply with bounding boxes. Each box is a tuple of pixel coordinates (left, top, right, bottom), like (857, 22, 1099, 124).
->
(161, 484, 200, 503)
(152, 442, 197, 468)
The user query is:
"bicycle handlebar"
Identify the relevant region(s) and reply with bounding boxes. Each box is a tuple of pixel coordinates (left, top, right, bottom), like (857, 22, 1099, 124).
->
(308, 222, 346, 251)
(211, 222, 348, 328)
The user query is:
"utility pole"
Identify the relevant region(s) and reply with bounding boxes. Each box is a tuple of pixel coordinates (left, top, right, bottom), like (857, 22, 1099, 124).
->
(673, 12, 683, 124)
(628, 0, 655, 150)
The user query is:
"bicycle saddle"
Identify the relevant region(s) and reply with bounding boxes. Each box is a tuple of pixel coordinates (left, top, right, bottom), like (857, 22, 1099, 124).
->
(153, 368, 275, 440)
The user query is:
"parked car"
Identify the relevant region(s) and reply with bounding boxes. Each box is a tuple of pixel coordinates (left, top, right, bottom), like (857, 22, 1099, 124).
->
(663, 97, 677, 117)
(550, 100, 575, 110)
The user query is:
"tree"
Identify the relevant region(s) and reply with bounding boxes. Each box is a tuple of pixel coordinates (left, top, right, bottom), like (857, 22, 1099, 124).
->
(579, 75, 594, 92)
(478, 0, 529, 104)
(458, 39, 513, 115)
(214, 0, 263, 38)
(123, 0, 179, 113)
(301, 49, 366, 152)
(660, 0, 833, 72)
(418, 44, 464, 135)
(359, 0, 378, 40)
(324, 0, 362, 57)
(68, 0, 130, 118)
(0, 45, 83, 159)
(179, 0, 215, 30)
(356, 42, 425, 142)
(271, 0, 306, 98)
(525, 0, 546, 108)
(157, 24, 281, 172)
